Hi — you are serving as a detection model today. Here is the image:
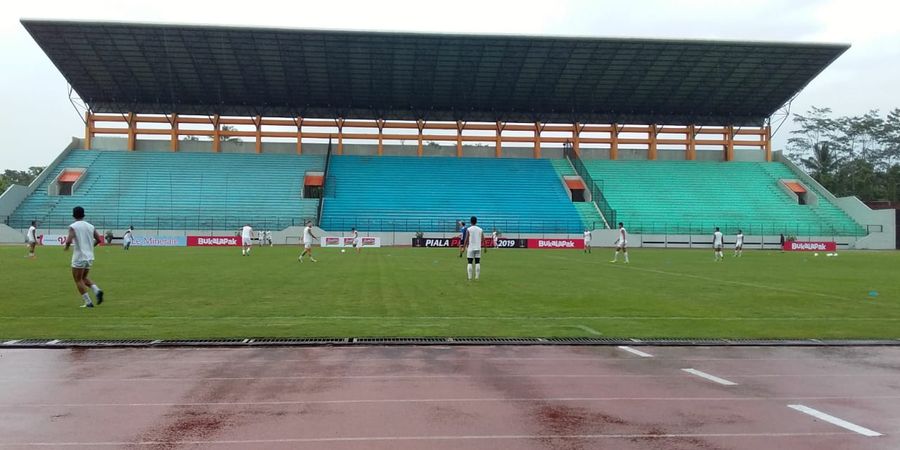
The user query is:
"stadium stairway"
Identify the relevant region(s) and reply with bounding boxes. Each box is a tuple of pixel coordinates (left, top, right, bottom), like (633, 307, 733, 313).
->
(320, 155, 585, 233)
(549, 159, 606, 230)
(579, 160, 864, 236)
(9, 150, 325, 230)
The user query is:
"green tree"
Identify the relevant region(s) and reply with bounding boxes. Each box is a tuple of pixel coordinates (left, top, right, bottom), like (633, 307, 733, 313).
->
(0, 167, 45, 193)
(799, 142, 843, 193)
(788, 106, 897, 202)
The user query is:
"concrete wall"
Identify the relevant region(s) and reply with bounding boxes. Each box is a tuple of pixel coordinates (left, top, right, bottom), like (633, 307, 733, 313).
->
(657, 149, 686, 161)
(733, 149, 766, 162)
(623, 233, 858, 250)
(696, 150, 724, 161)
(774, 151, 894, 249)
(618, 149, 648, 160)
(580, 148, 611, 160)
(834, 197, 896, 249)
(0, 224, 24, 242)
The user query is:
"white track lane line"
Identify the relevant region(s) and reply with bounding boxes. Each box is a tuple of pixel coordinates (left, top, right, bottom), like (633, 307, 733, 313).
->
(788, 404, 882, 437)
(617, 346, 653, 357)
(8, 395, 900, 408)
(682, 368, 738, 386)
(0, 432, 861, 447)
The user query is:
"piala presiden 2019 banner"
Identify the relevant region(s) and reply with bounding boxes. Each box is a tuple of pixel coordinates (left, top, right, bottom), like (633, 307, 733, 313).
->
(411, 237, 583, 249)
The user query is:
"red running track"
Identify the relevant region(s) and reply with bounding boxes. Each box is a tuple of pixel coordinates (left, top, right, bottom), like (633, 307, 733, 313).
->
(1, 345, 898, 449)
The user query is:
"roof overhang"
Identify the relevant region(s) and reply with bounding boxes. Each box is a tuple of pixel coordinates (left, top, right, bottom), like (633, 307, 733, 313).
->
(22, 20, 849, 126)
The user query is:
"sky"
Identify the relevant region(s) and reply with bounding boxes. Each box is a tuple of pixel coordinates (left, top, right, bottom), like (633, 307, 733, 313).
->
(1, 0, 898, 170)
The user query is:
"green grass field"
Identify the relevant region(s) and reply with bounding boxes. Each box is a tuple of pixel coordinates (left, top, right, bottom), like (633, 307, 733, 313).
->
(2, 244, 899, 340)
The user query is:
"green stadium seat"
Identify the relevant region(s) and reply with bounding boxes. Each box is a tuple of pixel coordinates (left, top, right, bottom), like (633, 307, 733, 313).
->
(580, 160, 864, 236)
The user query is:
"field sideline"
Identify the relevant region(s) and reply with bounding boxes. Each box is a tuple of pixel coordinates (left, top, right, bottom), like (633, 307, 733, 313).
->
(1, 244, 898, 340)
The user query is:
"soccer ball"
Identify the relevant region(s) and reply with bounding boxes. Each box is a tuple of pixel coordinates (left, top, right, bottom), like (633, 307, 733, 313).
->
(341, 249, 346, 253)
(814, 253, 819, 256)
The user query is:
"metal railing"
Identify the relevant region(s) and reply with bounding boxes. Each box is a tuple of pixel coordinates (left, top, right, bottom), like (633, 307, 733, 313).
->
(564, 146, 617, 227)
(618, 221, 867, 238)
(5, 215, 315, 233)
(318, 217, 596, 234)
(4, 213, 867, 237)
(315, 138, 333, 222)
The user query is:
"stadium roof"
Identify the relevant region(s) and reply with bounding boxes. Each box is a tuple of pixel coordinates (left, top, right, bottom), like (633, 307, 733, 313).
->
(22, 19, 849, 126)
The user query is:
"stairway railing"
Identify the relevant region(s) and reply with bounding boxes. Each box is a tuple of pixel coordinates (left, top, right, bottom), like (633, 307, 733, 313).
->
(564, 146, 616, 228)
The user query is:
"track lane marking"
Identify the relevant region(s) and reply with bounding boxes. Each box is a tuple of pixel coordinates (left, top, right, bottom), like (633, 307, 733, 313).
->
(617, 346, 653, 357)
(6, 395, 900, 408)
(0, 431, 862, 446)
(788, 404, 882, 437)
(2, 372, 896, 382)
(682, 368, 738, 386)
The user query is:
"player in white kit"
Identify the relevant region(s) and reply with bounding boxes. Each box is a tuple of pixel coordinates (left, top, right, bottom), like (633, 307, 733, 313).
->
(463, 216, 484, 281)
(490, 229, 498, 253)
(583, 228, 592, 254)
(733, 229, 744, 257)
(351, 227, 361, 254)
(25, 220, 38, 258)
(610, 222, 629, 263)
(63, 206, 104, 308)
(241, 224, 253, 256)
(298, 220, 318, 262)
(123, 226, 134, 251)
(713, 227, 724, 261)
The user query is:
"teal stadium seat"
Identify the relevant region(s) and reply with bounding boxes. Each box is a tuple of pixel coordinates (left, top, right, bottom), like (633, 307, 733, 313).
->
(9, 150, 324, 230)
(320, 156, 591, 233)
(580, 160, 864, 236)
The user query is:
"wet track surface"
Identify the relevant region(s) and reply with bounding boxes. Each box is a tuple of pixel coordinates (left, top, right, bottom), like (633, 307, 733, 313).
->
(1, 345, 899, 449)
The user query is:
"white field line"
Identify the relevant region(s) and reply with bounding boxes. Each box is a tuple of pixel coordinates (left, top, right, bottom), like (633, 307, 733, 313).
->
(617, 346, 653, 357)
(788, 404, 882, 437)
(682, 368, 738, 386)
(575, 325, 602, 335)
(8, 395, 900, 408)
(0, 431, 862, 447)
(547, 254, 855, 302)
(3, 315, 898, 321)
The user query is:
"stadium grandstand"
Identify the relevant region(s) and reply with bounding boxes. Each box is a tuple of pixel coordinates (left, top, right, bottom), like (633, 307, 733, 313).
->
(0, 19, 893, 248)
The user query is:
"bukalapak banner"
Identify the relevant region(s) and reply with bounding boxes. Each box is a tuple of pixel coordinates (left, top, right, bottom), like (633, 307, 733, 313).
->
(187, 236, 240, 247)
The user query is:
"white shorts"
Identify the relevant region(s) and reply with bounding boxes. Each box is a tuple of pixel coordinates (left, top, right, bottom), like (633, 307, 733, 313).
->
(71, 259, 93, 269)
(735, 242, 743, 249)
(467, 249, 482, 259)
(616, 242, 626, 249)
(584, 239, 591, 246)
(304, 243, 311, 250)
(353, 239, 360, 247)
(26, 238, 36, 245)
(242, 237, 252, 246)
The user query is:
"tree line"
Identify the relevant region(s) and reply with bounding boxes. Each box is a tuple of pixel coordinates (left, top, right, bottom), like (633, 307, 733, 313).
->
(0, 167, 45, 194)
(787, 106, 900, 202)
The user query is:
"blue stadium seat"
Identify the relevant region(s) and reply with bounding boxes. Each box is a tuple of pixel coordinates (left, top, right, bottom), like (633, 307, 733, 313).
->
(10, 150, 324, 230)
(320, 156, 588, 233)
